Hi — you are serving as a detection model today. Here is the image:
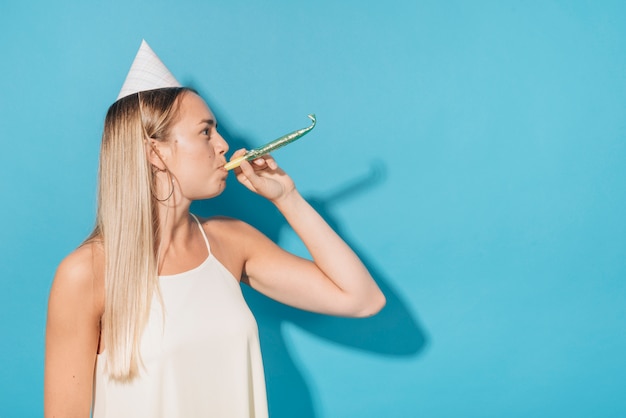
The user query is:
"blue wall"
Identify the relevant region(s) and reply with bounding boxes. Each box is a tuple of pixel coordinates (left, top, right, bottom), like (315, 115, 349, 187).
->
(1, 1, 625, 416)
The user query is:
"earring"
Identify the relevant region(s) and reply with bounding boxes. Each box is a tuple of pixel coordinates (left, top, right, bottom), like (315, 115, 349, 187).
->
(152, 169, 175, 202)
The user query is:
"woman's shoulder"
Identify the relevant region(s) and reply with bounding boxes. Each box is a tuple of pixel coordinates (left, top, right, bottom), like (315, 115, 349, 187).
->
(57, 240, 103, 279)
(193, 215, 270, 259)
(195, 215, 261, 236)
(50, 240, 104, 312)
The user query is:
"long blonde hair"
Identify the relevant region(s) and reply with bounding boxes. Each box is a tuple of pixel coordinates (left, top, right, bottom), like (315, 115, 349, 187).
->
(89, 87, 192, 381)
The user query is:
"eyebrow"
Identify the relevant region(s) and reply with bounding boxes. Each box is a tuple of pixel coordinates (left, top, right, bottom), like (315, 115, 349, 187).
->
(200, 118, 216, 127)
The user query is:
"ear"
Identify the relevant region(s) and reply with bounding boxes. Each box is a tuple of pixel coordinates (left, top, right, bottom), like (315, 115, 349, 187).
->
(145, 139, 169, 171)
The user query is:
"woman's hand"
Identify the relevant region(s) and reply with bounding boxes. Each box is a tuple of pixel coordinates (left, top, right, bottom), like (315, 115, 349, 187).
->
(231, 149, 296, 203)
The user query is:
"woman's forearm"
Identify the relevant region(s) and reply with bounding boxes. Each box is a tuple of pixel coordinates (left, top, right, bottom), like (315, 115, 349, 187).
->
(273, 190, 386, 316)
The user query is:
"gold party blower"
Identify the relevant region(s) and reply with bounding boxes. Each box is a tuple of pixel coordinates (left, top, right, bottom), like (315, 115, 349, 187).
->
(224, 114, 317, 171)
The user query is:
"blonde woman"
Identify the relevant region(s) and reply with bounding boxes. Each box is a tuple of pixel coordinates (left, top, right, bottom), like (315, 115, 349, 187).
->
(44, 41, 385, 418)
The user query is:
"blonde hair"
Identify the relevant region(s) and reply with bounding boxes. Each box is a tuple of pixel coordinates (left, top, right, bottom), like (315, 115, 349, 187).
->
(89, 87, 192, 381)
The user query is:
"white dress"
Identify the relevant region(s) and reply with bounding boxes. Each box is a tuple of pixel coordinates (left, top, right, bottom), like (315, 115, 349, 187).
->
(92, 215, 268, 417)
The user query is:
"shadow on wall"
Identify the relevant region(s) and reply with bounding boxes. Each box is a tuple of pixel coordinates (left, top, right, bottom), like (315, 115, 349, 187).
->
(192, 98, 427, 418)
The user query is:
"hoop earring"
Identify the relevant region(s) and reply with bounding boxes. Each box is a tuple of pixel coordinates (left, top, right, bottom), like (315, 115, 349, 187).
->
(153, 169, 175, 202)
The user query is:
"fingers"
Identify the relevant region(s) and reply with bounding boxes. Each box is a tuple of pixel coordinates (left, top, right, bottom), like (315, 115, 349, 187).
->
(257, 155, 278, 170)
(248, 154, 278, 170)
(229, 148, 248, 162)
(238, 159, 256, 178)
(238, 157, 270, 178)
(236, 157, 263, 183)
(229, 148, 244, 170)
(236, 153, 279, 189)
(232, 149, 278, 171)
(236, 159, 270, 195)
(232, 150, 293, 201)
(229, 149, 278, 170)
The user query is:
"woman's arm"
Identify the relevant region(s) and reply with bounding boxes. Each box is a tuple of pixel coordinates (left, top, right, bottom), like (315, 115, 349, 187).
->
(233, 154, 386, 317)
(44, 244, 103, 418)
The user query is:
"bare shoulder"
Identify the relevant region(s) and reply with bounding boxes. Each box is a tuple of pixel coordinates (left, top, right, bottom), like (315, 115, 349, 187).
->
(193, 215, 272, 280)
(49, 240, 104, 317)
(54, 241, 103, 288)
(195, 215, 270, 250)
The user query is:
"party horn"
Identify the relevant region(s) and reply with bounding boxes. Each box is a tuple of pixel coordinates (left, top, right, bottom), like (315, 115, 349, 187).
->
(224, 114, 316, 170)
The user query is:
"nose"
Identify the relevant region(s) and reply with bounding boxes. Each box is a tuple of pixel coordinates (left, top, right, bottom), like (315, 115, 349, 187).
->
(214, 130, 229, 155)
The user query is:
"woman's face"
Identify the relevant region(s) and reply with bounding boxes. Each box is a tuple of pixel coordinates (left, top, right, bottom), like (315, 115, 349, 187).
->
(160, 92, 229, 201)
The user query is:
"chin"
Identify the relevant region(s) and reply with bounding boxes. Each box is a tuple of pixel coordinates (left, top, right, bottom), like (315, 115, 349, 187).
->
(198, 183, 227, 200)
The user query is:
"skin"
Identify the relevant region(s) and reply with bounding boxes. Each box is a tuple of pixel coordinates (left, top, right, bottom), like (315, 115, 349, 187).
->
(44, 92, 386, 417)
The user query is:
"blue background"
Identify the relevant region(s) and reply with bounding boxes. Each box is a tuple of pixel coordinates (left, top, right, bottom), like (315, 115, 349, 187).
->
(1, 1, 625, 417)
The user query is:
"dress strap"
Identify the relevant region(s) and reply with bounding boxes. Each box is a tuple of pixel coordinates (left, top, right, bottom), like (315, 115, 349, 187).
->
(190, 213, 211, 254)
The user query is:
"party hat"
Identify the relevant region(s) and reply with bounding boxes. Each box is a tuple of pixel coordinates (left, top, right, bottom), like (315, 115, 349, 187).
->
(117, 40, 181, 100)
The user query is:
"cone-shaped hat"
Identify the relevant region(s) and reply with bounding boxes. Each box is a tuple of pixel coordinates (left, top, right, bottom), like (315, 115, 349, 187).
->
(117, 40, 181, 100)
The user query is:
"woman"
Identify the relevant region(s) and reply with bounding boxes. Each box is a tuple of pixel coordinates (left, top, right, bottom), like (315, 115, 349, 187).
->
(44, 41, 385, 417)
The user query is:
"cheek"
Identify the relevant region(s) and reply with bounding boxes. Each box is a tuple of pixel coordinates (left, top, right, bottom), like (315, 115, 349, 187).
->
(170, 150, 202, 179)
(181, 142, 214, 164)
(187, 145, 217, 177)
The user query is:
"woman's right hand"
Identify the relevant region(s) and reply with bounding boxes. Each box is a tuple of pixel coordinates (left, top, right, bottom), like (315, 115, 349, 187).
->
(231, 149, 297, 204)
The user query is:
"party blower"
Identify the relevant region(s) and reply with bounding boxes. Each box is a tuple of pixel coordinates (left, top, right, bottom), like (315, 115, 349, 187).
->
(224, 114, 317, 171)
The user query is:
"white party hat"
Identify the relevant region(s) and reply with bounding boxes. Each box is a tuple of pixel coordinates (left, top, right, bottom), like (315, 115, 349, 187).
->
(117, 40, 181, 100)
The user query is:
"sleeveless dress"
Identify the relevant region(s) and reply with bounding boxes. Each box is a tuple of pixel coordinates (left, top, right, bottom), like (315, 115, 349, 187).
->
(92, 215, 268, 418)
